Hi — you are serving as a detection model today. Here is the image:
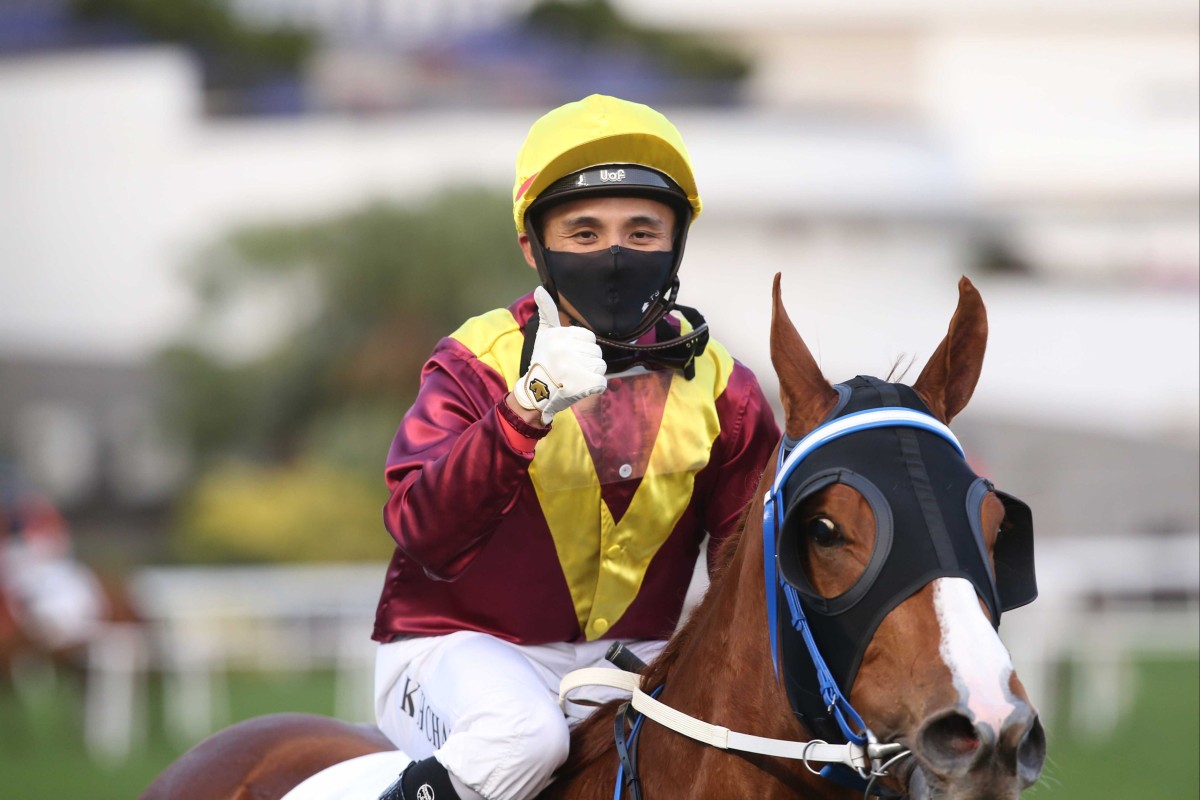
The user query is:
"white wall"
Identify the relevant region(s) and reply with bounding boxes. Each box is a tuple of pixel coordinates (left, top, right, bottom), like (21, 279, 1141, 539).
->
(0, 48, 1195, 443)
(0, 49, 525, 360)
(0, 50, 198, 361)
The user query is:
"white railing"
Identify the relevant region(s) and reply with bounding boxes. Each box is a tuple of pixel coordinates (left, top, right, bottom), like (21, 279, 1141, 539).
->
(86, 562, 387, 762)
(83, 533, 1200, 761)
(1001, 531, 1200, 738)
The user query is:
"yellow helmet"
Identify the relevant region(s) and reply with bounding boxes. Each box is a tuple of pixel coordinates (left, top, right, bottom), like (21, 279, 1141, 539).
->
(512, 94, 702, 235)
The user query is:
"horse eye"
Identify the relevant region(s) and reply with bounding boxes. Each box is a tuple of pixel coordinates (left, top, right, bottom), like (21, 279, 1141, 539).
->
(803, 516, 842, 548)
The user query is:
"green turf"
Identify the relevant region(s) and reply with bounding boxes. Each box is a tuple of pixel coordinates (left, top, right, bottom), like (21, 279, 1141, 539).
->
(0, 667, 339, 799)
(1032, 657, 1200, 798)
(0, 657, 1196, 799)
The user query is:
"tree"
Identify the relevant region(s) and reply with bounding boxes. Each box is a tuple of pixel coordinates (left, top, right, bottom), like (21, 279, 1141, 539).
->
(160, 188, 531, 561)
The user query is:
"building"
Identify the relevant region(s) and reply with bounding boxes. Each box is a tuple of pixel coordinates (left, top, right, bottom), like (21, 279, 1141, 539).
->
(0, 2, 1195, 546)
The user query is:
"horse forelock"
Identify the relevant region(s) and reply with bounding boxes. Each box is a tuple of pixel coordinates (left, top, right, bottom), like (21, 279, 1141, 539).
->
(885, 355, 915, 384)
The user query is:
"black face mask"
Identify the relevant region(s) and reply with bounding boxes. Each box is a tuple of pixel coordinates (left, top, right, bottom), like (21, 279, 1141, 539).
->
(542, 245, 675, 340)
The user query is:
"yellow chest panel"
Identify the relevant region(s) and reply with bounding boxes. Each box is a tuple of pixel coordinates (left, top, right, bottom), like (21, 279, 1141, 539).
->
(453, 308, 733, 638)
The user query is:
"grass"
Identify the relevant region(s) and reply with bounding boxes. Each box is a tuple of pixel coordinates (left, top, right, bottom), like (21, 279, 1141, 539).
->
(0, 666, 339, 799)
(1032, 657, 1200, 798)
(0, 657, 1195, 799)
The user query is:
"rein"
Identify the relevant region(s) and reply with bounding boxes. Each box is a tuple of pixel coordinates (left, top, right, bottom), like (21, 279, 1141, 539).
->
(560, 669, 904, 785)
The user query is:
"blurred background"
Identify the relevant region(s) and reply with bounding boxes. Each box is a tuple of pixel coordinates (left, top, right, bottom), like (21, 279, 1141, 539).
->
(0, 0, 1196, 797)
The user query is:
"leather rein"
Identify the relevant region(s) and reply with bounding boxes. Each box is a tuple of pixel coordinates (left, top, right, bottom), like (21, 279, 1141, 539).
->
(559, 668, 905, 799)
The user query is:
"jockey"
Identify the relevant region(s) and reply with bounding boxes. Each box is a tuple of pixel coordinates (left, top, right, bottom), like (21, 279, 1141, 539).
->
(373, 95, 780, 800)
(0, 463, 106, 650)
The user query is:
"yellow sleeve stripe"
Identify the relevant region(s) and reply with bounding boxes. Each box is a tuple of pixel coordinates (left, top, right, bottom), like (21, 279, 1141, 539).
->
(450, 308, 524, 389)
(702, 337, 733, 400)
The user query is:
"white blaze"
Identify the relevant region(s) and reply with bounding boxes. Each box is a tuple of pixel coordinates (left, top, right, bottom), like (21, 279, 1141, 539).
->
(933, 577, 1018, 733)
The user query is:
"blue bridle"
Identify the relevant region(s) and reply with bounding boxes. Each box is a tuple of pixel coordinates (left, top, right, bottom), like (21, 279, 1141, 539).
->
(603, 388, 1034, 799)
(761, 407, 965, 748)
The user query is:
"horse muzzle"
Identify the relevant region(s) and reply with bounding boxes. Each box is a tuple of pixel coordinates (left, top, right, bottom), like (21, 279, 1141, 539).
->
(902, 701, 1046, 799)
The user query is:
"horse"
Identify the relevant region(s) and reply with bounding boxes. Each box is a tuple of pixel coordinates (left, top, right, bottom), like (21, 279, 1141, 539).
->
(0, 551, 142, 684)
(141, 274, 1046, 799)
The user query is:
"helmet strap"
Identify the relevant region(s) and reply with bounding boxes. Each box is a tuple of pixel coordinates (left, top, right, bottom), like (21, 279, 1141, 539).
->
(524, 214, 558, 300)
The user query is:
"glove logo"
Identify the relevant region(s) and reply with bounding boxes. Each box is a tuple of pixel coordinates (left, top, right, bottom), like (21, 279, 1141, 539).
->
(529, 378, 551, 403)
(514, 287, 607, 425)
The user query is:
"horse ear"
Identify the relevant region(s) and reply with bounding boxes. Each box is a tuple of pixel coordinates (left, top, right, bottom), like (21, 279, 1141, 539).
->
(771, 273, 839, 438)
(913, 276, 988, 424)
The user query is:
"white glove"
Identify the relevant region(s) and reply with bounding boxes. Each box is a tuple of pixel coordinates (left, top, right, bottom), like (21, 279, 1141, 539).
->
(512, 287, 607, 425)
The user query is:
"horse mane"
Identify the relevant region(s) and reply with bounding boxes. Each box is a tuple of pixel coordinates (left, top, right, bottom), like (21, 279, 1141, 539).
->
(641, 513, 747, 689)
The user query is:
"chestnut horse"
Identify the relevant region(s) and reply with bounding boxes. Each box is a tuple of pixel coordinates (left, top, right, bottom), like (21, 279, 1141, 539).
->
(142, 275, 1046, 800)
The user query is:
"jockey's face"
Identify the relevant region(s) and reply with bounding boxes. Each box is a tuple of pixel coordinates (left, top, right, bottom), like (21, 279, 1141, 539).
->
(520, 195, 676, 259)
(519, 195, 678, 330)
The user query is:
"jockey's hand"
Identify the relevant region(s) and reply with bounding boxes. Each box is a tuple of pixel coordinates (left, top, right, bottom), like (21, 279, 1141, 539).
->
(513, 286, 607, 425)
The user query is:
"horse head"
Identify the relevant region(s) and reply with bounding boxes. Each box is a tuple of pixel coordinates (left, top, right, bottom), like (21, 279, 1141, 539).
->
(765, 273, 1046, 798)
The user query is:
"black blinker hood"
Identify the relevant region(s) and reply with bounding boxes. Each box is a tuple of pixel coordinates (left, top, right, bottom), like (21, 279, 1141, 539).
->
(774, 376, 1037, 744)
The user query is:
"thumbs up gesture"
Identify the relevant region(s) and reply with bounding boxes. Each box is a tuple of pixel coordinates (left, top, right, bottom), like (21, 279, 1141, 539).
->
(512, 287, 608, 425)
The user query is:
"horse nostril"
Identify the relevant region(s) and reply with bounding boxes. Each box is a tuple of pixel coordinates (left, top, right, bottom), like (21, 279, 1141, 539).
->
(1016, 715, 1047, 788)
(917, 711, 985, 774)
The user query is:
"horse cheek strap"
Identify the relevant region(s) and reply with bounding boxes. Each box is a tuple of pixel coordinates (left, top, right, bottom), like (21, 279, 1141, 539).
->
(763, 490, 782, 681)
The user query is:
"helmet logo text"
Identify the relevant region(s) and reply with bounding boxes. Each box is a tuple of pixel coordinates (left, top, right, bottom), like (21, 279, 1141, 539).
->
(600, 169, 626, 183)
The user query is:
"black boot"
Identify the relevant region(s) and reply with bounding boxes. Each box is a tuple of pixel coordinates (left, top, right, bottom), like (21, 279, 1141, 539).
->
(379, 756, 462, 800)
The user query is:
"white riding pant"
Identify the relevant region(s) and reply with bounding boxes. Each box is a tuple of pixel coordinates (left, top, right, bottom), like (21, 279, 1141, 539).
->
(375, 631, 666, 800)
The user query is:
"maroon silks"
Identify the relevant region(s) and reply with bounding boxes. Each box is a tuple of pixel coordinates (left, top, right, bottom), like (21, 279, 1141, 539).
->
(372, 293, 778, 645)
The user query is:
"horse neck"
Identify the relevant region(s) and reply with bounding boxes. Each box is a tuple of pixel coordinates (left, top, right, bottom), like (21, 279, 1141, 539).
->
(544, 483, 844, 798)
(642, 517, 776, 714)
(627, 496, 838, 798)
